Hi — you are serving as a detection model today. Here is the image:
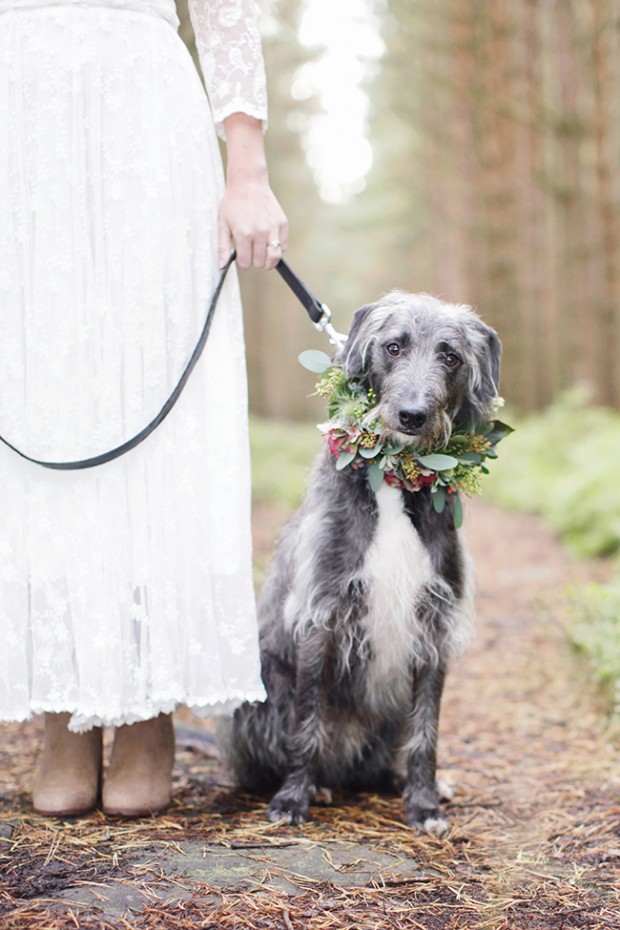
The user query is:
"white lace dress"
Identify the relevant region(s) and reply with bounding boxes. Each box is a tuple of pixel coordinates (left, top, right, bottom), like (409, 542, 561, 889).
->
(0, 0, 268, 731)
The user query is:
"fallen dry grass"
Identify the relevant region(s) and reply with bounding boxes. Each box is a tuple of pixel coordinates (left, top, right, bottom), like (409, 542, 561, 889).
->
(1, 501, 619, 929)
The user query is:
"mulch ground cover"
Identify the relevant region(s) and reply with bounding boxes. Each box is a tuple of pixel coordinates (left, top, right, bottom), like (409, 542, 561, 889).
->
(1, 500, 619, 929)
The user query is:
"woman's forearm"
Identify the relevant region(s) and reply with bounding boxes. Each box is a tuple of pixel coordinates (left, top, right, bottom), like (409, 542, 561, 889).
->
(223, 113, 268, 184)
(219, 113, 287, 271)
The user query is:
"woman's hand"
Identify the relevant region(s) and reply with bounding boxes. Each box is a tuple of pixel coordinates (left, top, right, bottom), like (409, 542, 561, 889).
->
(218, 113, 288, 271)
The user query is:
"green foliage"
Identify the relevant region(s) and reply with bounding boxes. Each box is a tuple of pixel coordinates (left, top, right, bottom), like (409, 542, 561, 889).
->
(298, 350, 332, 374)
(485, 392, 620, 716)
(568, 577, 620, 715)
(250, 416, 319, 509)
(484, 391, 620, 559)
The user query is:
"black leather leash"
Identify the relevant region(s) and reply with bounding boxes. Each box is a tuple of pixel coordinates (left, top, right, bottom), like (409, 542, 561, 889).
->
(275, 257, 324, 325)
(0, 251, 342, 471)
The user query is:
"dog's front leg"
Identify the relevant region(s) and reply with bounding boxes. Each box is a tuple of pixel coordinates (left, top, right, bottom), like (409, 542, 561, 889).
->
(402, 662, 448, 835)
(267, 626, 327, 826)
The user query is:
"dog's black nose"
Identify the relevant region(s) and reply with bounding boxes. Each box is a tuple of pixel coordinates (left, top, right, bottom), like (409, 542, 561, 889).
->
(399, 408, 428, 431)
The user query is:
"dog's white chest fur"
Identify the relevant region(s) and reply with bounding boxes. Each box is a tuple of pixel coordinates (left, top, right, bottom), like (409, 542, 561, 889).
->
(360, 484, 433, 708)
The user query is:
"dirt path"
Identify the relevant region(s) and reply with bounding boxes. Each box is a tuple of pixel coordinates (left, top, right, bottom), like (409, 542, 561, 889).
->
(1, 500, 619, 929)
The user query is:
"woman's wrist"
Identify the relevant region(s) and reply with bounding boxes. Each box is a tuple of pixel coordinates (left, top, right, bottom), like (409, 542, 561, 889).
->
(223, 113, 268, 185)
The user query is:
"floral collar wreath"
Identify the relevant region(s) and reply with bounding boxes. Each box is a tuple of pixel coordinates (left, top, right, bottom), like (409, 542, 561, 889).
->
(300, 350, 513, 529)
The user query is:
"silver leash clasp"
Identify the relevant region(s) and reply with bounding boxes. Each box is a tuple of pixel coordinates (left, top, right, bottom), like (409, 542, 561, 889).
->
(314, 302, 347, 348)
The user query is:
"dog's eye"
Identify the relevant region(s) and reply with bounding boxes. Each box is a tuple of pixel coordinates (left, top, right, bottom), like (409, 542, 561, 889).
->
(385, 343, 401, 358)
(442, 352, 461, 369)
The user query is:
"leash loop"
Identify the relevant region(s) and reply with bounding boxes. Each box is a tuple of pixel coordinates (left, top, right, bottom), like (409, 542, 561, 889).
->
(0, 251, 345, 470)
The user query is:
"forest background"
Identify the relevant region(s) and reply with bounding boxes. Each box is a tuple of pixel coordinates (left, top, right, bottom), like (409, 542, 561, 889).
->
(179, 0, 620, 706)
(179, 0, 620, 419)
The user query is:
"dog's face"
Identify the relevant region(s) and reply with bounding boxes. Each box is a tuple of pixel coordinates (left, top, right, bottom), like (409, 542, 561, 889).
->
(337, 291, 502, 449)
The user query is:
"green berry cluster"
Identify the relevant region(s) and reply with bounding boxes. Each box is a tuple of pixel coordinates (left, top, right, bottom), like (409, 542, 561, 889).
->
(469, 434, 492, 454)
(454, 468, 482, 495)
(400, 455, 421, 482)
(315, 366, 348, 399)
(359, 431, 379, 449)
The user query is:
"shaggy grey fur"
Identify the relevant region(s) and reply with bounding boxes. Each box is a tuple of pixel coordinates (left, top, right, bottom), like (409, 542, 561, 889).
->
(228, 291, 502, 834)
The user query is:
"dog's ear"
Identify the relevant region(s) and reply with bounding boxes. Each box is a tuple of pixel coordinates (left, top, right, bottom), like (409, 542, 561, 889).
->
(469, 320, 502, 404)
(336, 303, 377, 377)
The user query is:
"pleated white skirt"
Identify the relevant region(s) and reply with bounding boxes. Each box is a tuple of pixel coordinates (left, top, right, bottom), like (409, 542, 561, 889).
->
(0, 4, 265, 731)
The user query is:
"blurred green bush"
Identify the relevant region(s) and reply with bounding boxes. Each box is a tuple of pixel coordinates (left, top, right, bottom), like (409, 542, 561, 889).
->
(250, 415, 319, 510)
(568, 578, 620, 717)
(484, 390, 620, 714)
(484, 389, 620, 560)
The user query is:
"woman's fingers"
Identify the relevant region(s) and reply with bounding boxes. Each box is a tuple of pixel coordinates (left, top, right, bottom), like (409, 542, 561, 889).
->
(264, 235, 283, 270)
(217, 215, 234, 270)
(218, 182, 288, 271)
(263, 217, 289, 270)
(235, 231, 254, 270)
(279, 221, 289, 255)
(231, 226, 287, 270)
(223, 221, 266, 270)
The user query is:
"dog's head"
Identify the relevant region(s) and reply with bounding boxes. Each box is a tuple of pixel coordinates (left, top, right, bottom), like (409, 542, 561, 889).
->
(333, 291, 502, 449)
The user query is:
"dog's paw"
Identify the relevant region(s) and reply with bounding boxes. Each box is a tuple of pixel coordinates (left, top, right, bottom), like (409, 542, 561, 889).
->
(267, 792, 310, 826)
(420, 814, 449, 837)
(404, 804, 449, 837)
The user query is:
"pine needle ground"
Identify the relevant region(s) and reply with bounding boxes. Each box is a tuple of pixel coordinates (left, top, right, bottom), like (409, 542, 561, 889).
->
(1, 501, 619, 929)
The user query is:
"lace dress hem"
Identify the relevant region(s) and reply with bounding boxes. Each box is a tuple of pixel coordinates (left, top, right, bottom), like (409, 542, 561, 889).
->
(1, 686, 267, 732)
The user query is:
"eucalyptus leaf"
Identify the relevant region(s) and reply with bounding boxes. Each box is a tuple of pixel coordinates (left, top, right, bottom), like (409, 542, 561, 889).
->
(416, 453, 459, 471)
(335, 451, 355, 470)
(485, 420, 515, 444)
(455, 452, 482, 465)
(453, 494, 463, 529)
(359, 445, 383, 459)
(367, 462, 384, 492)
(384, 442, 406, 455)
(298, 349, 332, 374)
(493, 419, 515, 434)
(432, 487, 446, 513)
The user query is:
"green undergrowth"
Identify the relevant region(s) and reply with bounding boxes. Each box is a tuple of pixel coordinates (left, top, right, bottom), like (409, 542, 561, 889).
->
(250, 415, 319, 509)
(483, 389, 620, 716)
(568, 577, 620, 717)
(484, 390, 620, 560)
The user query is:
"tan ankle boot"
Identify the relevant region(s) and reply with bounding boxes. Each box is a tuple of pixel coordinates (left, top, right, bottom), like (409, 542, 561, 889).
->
(103, 713, 175, 817)
(33, 713, 102, 817)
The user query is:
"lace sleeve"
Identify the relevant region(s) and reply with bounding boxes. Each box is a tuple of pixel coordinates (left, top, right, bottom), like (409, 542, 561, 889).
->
(188, 0, 268, 140)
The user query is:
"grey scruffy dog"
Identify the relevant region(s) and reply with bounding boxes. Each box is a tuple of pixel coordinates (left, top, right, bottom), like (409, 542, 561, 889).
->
(228, 291, 502, 835)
